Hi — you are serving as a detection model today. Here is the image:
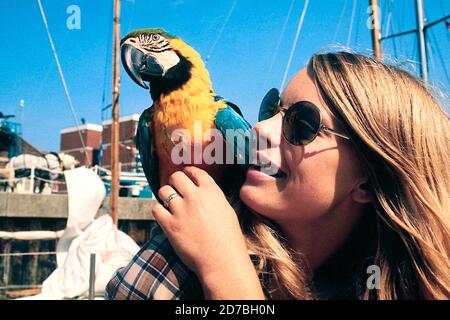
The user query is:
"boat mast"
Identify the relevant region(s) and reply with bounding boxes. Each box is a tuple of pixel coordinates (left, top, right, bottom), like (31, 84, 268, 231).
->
(111, 0, 120, 225)
(378, 1, 449, 83)
(415, 0, 428, 83)
(369, 0, 382, 59)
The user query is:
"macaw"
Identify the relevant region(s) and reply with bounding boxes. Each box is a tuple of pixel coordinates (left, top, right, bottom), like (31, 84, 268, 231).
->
(120, 28, 252, 200)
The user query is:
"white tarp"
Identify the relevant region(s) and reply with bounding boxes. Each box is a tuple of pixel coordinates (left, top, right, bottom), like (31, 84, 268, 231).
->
(20, 167, 140, 299)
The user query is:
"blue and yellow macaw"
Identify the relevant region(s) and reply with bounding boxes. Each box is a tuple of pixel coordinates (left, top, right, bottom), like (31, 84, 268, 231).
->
(120, 28, 252, 200)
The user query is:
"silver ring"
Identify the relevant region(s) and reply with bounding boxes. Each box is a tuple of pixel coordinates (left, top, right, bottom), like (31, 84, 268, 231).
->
(163, 192, 179, 208)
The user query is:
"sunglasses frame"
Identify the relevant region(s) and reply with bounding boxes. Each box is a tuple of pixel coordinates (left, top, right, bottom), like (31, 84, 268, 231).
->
(259, 88, 351, 146)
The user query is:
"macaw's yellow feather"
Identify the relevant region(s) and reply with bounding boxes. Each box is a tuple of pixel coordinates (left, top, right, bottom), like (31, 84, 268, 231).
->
(153, 37, 226, 153)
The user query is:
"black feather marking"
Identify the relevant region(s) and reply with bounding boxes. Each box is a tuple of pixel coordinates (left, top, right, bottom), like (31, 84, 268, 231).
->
(148, 50, 193, 100)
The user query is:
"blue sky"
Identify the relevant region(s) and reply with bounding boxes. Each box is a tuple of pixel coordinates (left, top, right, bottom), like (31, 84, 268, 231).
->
(0, 0, 448, 151)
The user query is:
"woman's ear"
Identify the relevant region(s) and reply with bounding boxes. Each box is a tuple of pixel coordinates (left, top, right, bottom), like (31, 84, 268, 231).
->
(351, 181, 373, 204)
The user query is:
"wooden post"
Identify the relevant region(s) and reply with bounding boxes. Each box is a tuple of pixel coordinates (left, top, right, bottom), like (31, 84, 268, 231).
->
(369, 0, 382, 59)
(111, 0, 121, 226)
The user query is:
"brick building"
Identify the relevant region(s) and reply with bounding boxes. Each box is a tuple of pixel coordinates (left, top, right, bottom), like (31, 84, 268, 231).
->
(101, 114, 140, 172)
(60, 115, 141, 172)
(60, 124, 102, 166)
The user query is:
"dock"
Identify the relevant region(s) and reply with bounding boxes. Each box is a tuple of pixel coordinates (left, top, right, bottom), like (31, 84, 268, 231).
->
(0, 194, 156, 299)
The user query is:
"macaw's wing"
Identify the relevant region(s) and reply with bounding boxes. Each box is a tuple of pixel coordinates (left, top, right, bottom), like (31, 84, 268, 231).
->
(136, 105, 161, 201)
(214, 98, 253, 167)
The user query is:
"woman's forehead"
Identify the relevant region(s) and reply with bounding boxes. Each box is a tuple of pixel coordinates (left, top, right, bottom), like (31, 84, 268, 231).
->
(280, 68, 316, 104)
(281, 68, 335, 124)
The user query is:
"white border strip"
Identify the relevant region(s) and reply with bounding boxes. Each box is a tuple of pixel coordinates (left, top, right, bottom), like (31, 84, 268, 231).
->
(102, 114, 140, 126)
(60, 124, 103, 134)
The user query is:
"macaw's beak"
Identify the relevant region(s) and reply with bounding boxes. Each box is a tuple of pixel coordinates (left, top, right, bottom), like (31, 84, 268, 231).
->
(121, 44, 164, 89)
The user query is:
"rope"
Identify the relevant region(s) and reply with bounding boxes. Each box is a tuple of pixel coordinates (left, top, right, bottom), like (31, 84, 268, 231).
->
(384, 11, 392, 38)
(428, 27, 450, 83)
(387, 0, 399, 58)
(426, 41, 436, 79)
(346, 0, 357, 47)
(205, 0, 239, 62)
(439, 0, 450, 43)
(263, 0, 296, 90)
(36, 0, 90, 165)
(353, 0, 363, 46)
(333, 0, 348, 43)
(280, 0, 310, 90)
(0, 251, 57, 257)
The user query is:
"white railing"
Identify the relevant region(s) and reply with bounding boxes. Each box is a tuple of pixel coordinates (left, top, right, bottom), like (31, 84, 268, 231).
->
(0, 164, 149, 194)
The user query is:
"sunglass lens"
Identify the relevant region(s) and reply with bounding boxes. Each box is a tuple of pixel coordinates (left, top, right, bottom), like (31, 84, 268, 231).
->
(258, 88, 280, 121)
(282, 102, 321, 145)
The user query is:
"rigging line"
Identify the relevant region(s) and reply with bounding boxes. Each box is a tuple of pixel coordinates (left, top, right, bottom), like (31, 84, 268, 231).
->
(384, 9, 392, 37)
(353, 0, 363, 46)
(409, 36, 417, 69)
(280, 0, 310, 90)
(37, 0, 90, 164)
(380, 0, 389, 36)
(429, 27, 450, 83)
(205, 0, 239, 63)
(426, 41, 436, 81)
(346, 0, 357, 47)
(28, 31, 71, 113)
(387, 0, 398, 58)
(396, 0, 407, 57)
(333, 0, 348, 43)
(262, 0, 296, 89)
(102, 1, 113, 122)
(440, 0, 450, 43)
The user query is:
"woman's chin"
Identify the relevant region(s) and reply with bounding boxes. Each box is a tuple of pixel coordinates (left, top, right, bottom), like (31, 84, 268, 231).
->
(240, 184, 260, 208)
(240, 185, 276, 217)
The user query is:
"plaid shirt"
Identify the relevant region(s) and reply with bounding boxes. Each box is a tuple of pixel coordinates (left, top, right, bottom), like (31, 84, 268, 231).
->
(105, 221, 271, 300)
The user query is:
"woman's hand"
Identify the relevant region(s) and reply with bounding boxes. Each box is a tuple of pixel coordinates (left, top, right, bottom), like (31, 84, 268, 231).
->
(152, 166, 265, 299)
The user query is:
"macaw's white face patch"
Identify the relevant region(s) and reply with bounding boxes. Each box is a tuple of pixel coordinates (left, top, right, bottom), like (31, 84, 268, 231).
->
(123, 35, 180, 75)
(147, 50, 180, 75)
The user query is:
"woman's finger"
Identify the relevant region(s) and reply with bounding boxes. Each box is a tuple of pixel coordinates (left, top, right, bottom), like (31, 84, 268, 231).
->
(168, 170, 197, 197)
(158, 185, 183, 213)
(151, 203, 173, 231)
(182, 166, 214, 187)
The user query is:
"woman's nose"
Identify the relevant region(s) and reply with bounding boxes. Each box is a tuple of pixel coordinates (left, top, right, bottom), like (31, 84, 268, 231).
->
(253, 114, 283, 150)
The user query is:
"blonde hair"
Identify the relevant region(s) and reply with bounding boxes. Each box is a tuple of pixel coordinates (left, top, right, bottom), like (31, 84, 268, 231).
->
(243, 51, 450, 299)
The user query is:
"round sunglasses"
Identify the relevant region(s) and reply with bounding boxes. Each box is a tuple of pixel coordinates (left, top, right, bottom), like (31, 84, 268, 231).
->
(258, 88, 351, 146)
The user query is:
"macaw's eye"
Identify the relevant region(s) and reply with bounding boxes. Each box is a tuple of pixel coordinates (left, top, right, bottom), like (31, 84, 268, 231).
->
(152, 34, 160, 41)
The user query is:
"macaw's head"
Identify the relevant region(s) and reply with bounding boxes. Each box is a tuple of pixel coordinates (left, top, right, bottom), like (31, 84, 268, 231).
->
(121, 28, 211, 99)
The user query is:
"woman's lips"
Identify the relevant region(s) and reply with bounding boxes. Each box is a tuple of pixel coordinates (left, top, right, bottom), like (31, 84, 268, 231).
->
(246, 152, 287, 182)
(246, 165, 287, 183)
(253, 152, 287, 178)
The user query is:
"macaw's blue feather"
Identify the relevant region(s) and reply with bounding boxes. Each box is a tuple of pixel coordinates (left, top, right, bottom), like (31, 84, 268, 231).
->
(136, 106, 161, 201)
(136, 99, 253, 202)
(214, 100, 253, 167)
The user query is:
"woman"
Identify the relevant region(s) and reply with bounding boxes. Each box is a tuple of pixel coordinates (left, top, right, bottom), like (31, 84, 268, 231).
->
(151, 51, 450, 300)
